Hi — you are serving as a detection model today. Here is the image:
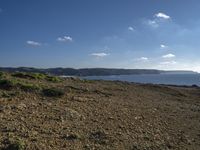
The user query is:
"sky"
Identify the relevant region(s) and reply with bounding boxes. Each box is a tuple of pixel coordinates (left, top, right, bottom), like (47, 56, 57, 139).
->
(0, 0, 200, 72)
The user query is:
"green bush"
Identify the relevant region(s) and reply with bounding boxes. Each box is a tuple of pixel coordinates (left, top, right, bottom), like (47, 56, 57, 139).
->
(1, 91, 18, 98)
(19, 83, 41, 92)
(0, 79, 16, 90)
(31, 73, 46, 80)
(0, 78, 40, 92)
(42, 88, 64, 97)
(0, 71, 4, 78)
(5, 139, 25, 150)
(12, 72, 62, 82)
(12, 72, 47, 80)
(46, 76, 62, 82)
(12, 72, 31, 79)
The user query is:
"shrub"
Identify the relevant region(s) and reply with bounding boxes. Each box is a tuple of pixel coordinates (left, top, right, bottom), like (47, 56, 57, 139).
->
(0, 71, 4, 78)
(12, 72, 62, 83)
(42, 88, 64, 97)
(0, 79, 16, 90)
(192, 84, 199, 88)
(12, 72, 47, 80)
(46, 76, 62, 82)
(31, 73, 46, 80)
(1, 92, 17, 98)
(0, 78, 41, 92)
(19, 83, 41, 92)
(5, 139, 25, 150)
(12, 72, 32, 79)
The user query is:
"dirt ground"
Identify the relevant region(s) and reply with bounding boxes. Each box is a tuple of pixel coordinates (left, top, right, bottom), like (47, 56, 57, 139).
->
(0, 76, 200, 150)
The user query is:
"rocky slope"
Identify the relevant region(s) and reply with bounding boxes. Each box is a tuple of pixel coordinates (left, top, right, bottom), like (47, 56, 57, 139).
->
(0, 72, 200, 150)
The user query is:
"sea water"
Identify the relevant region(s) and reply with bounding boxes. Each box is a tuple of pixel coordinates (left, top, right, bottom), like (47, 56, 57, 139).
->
(83, 74, 200, 86)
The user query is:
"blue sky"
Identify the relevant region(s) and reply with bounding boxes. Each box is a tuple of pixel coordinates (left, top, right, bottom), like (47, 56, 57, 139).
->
(0, 0, 200, 72)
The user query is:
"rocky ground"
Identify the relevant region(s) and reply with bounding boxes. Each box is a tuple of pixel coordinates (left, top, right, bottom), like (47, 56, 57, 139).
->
(0, 72, 200, 150)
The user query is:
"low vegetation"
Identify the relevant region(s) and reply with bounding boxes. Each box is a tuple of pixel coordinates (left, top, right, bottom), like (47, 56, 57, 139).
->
(42, 88, 65, 97)
(12, 72, 62, 82)
(0, 79, 16, 90)
(1, 91, 18, 98)
(0, 72, 64, 95)
(5, 139, 25, 150)
(45, 75, 62, 82)
(0, 71, 4, 78)
(19, 83, 41, 92)
(12, 72, 46, 80)
(0, 78, 40, 92)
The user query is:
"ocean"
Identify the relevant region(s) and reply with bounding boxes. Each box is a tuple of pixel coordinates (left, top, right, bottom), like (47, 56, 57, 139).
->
(82, 73, 200, 86)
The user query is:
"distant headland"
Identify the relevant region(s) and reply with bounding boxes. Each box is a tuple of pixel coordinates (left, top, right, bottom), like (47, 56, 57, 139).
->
(0, 67, 198, 76)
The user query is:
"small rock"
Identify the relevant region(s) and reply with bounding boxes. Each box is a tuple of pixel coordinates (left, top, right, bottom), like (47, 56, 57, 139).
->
(0, 105, 5, 112)
(108, 116, 114, 120)
(89, 131, 109, 145)
(20, 117, 25, 121)
(61, 108, 85, 122)
(62, 133, 80, 140)
(17, 103, 27, 110)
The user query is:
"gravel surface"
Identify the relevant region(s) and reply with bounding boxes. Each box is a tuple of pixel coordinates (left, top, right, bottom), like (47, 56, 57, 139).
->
(0, 76, 200, 150)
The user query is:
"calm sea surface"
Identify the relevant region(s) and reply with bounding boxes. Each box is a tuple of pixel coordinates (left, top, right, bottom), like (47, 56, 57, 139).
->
(82, 74, 200, 86)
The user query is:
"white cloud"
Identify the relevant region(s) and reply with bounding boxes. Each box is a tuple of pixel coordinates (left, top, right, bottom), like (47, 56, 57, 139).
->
(145, 12, 171, 28)
(162, 53, 176, 58)
(155, 12, 171, 20)
(134, 57, 149, 62)
(160, 44, 167, 49)
(57, 36, 73, 42)
(147, 20, 159, 28)
(139, 57, 148, 61)
(90, 52, 109, 57)
(26, 40, 41, 46)
(128, 26, 134, 31)
(160, 61, 177, 65)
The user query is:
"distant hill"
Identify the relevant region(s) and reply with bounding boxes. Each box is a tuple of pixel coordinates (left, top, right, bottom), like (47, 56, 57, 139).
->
(160, 70, 198, 74)
(0, 67, 197, 76)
